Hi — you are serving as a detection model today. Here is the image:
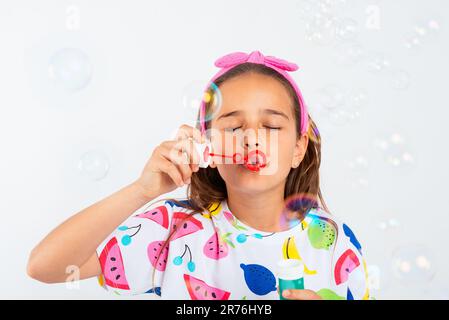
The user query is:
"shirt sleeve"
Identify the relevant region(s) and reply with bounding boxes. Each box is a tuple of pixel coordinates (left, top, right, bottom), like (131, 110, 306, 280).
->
(330, 222, 372, 300)
(95, 200, 174, 297)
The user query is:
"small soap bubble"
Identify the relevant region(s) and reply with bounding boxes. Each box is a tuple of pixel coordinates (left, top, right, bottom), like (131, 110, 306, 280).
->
(347, 89, 368, 112)
(304, 12, 337, 45)
(389, 69, 411, 90)
(316, 86, 367, 126)
(182, 81, 222, 126)
(391, 244, 436, 286)
(365, 52, 390, 73)
(345, 154, 370, 188)
(377, 218, 401, 231)
(373, 133, 414, 168)
(48, 48, 93, 92)
(404, 17, 441, 51)
(279, 193, 319, 231)
(78, 149, 110, 181)
(333, 40, 365, 66)
(296, 0, 319, 21)
(404, 32, 422, 51)
(334, 18, 358, 41)
(316, 85, 347, 111)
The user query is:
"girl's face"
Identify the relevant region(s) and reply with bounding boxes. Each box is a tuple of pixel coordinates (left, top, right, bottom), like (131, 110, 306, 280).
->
(209, 72, 308, 194)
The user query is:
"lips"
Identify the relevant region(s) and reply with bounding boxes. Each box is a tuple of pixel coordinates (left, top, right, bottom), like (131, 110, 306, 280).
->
(243, 150, 267, 172)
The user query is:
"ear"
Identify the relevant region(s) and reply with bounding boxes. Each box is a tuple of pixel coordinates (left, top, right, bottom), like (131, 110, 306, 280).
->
(291, 133, 309, 168)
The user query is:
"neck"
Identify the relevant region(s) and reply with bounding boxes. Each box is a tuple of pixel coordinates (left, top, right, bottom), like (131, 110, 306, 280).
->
(226, 183, 286, 232)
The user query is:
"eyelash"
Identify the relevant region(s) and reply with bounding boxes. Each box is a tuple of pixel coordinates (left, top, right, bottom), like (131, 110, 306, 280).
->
(226, 126, 281, 132)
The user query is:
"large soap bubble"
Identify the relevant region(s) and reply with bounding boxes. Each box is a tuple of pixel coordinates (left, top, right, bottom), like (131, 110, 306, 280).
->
(48, 48, 93, 92)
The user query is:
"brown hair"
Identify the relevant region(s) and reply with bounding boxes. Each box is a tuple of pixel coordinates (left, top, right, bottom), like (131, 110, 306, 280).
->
(149, 62, 328, 291)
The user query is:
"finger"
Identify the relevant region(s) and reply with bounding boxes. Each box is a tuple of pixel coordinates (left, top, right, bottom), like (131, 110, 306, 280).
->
(282, 289, 322, 300)
(160, 145, 193, 184)
(158, 156, 185, 187)
(168, 139, 201, 172)
(161, 140, 200, 167)
(175, 124, 205, 143)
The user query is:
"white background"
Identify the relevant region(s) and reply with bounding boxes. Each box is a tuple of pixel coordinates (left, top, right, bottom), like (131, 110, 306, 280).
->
(0, 0, 448, 299)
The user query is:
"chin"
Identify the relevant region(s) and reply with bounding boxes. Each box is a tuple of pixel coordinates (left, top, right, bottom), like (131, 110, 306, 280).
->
(230, 170, 279, 193)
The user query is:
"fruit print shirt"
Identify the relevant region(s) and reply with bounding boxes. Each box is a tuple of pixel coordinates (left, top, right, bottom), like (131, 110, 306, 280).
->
(96, 198, 371, 300)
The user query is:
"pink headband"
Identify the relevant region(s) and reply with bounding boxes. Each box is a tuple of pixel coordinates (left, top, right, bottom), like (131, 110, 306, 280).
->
(199, 50, 309, 135)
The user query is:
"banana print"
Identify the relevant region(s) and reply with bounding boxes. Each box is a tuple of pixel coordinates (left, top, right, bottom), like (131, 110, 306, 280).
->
(202, 201, 222, 219)
(282, 236, 317, 275)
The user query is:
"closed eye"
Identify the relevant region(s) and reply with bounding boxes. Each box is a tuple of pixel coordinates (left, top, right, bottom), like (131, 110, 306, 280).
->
(225, 126, 242, 132)
(225, 126, 280, 132)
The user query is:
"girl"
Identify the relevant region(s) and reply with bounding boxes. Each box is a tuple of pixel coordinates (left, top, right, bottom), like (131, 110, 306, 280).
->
(27, 51, 371, 300)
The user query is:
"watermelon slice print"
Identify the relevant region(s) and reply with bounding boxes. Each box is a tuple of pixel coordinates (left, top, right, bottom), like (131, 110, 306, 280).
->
(334, 249, 360, 285)
(183, 274, 231, 300)
(203, 227, 234, 260)
(98, 237, 130, 290)
(135, 205, 169, 229)
(147, 240, 170, 271)
(170, 212, 203, 241)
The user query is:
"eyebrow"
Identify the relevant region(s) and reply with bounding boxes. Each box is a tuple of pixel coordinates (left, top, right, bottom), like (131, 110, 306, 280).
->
(216, 108, 290, 121)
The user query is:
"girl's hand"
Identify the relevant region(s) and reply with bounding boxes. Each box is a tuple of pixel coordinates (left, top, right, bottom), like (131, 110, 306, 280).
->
(134, 124, 205, 199)
(281, 289, 322, 300)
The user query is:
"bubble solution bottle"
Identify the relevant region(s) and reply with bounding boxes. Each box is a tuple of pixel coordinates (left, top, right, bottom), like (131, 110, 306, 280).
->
(277, 259, 305, 300)
(191, 139, 212, 168)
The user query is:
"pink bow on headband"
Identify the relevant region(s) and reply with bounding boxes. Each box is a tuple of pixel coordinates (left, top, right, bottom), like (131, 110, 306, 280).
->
(214, 51, 299, 72)
(200, 50, 309, 135)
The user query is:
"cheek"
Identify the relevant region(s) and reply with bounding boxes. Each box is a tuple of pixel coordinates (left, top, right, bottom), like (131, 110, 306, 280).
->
(211, 132, 244, 165)
(266, 133, 295, 167)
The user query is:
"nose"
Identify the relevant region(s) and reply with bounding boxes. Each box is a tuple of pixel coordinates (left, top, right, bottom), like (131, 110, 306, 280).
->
(245, 141, 259, 148)
(243, 131, 259, 149)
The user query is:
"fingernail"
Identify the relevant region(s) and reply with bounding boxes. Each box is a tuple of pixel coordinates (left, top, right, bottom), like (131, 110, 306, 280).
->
(282, 290, 290, 298)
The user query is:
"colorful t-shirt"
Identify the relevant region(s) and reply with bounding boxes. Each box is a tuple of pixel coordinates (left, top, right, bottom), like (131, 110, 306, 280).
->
(96, 198, 371, 300)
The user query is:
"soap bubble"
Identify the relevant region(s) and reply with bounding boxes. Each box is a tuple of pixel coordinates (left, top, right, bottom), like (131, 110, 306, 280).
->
(316, 86, 367, 126)
(182, 81, 222, 126)
(296, 0, 322, 21)
(279, 193, 319, 231)
(347, 89, 368, 112)
(316, 85, 347, 111)
(404, 32, 422, 51)
(373, 133, 414, 168)
(404, 18, 441, 51)
(48, 48, 93, 92)
(333, 40, 365, 66)
(334, 18, 358, 41)
(389, 69, 411, 90)
(296, 0, 335, 21)
(391, 244, 436, 286)
(345, 154, 370, 188)
(377, 218, 401, 231)
(328, 108, 355, 126)
(357, 261, 393, 295)
(78, 149, 110, 181)
(304, 11, 337, 45)
(365, 52, 390, 73)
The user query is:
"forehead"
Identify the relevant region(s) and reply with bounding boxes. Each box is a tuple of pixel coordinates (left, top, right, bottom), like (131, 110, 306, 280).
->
(214, 72, 294, 118)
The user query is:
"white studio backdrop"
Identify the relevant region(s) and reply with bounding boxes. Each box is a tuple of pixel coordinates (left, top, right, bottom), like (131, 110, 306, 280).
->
(0, 0, 448, 299)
